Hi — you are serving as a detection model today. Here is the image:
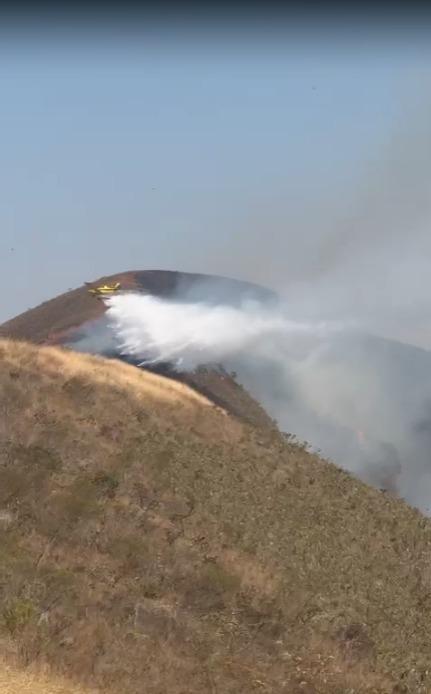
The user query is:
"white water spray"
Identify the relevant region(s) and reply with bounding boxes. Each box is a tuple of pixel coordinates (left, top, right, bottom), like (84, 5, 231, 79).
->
(104, 292, 340, 369)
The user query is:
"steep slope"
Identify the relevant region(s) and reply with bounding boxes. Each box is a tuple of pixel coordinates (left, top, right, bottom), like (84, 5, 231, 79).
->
(1, 339, 431, 692)
(0, 270, 275, 429)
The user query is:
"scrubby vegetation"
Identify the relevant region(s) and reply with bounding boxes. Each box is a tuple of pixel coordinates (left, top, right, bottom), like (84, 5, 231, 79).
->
(0, 339, 430, 692)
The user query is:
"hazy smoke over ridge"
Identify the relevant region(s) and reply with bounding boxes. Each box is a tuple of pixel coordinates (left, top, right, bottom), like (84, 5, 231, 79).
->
(197, 93, 431, 351)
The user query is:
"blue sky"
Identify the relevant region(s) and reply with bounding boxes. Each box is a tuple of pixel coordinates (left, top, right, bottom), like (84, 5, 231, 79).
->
(1, 23, 430, 326)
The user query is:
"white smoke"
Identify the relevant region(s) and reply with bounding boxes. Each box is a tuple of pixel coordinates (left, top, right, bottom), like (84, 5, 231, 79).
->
(103, 290, 431, 514)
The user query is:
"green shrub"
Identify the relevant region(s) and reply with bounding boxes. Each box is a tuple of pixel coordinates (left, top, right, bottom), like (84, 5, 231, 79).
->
(203, 563, 241, 595)
(92, 470, 120, 498)
(3, 598, 36, 635)
(107, 533, 149, 572)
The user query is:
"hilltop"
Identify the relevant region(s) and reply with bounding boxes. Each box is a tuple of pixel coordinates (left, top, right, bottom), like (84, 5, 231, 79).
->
(0, 270, 275, 429)
(1, 338, 431, 692)
(0, 269, 276, 346)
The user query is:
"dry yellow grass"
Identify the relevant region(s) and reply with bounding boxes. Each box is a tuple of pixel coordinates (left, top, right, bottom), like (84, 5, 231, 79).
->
(1, 338, 431, 693)
(3, 338, 227, 411)
(0, 660, 96, 693)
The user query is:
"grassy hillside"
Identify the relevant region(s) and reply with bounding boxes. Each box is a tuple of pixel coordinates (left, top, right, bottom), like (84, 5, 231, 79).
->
(0, 339, 430, 692)
(0, 659, 91, 694)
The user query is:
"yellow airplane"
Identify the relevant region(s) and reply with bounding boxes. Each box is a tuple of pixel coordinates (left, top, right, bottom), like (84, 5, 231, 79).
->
(86, 282, 121, 297)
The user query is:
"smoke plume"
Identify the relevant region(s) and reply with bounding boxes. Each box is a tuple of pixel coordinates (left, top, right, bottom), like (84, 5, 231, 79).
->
(101, 288, 431, 515)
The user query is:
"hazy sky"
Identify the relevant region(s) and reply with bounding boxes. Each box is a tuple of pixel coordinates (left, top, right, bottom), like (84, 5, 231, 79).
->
(1, 16, 431, 347)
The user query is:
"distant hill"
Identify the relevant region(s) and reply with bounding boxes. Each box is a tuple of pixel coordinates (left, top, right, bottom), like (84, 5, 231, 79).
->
(0, 338, 430, 692)
(0, 269, 276, 345)
(0, 270, 276, 429)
